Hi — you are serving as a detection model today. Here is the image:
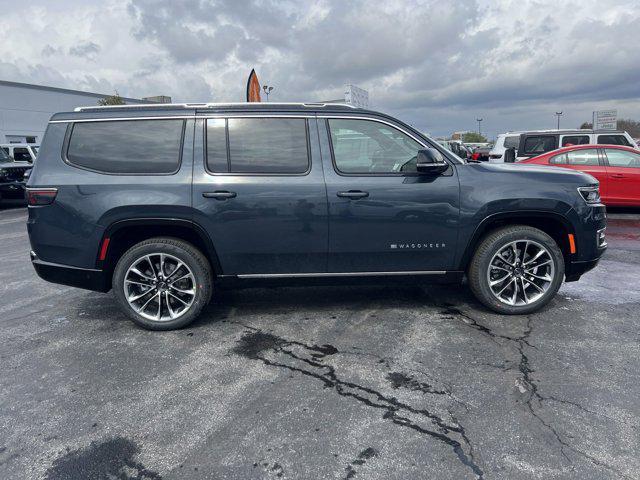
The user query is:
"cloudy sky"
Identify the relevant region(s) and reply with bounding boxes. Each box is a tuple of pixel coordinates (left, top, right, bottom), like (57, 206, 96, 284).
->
(1, 0, 639, 138)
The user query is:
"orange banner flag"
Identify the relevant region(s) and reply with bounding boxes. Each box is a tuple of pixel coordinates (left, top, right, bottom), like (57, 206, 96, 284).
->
(246, 69, 262, 102)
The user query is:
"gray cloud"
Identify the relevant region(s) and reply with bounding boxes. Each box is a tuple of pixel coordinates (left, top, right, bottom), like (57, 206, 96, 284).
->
(0, 0, 639, 136)
(69, 41, 101, 59)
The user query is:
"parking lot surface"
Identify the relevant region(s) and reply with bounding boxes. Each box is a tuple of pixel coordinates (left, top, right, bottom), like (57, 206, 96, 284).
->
(1, 204, 639, 480)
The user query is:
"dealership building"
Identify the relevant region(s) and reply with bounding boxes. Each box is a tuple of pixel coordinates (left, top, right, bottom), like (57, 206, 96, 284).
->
(0, 80, 169, 144)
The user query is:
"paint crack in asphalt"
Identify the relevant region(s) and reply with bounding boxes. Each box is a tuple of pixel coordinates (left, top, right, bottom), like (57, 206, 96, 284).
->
(232, 327, 484, 479)
(440, 305, 633, 480)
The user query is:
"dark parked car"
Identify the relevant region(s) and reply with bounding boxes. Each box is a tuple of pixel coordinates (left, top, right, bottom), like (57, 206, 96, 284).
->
(27, 103, 606, 329)
(0, 148, 32, 202)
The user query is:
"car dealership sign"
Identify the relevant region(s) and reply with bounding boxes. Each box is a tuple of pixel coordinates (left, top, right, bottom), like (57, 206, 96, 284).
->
(344, 84, 369, 109)
(592, 109, 617, 130)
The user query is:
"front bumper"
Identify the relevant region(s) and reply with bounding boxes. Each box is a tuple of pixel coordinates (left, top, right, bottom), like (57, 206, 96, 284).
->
(30, 251, 111, 292)
(565, 205, 607, 282)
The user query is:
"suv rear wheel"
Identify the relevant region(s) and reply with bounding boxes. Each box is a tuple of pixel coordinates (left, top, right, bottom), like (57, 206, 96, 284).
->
(112, 237, 212, 330)
(468, 226, 564, 314)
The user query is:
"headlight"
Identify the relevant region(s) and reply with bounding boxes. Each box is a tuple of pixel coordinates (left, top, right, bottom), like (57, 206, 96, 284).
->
(577, 185, 601, 204)
(0, 168, 6, 178)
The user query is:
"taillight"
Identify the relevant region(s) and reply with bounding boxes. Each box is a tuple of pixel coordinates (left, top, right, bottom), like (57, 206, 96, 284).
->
(27, 188, 58, 206)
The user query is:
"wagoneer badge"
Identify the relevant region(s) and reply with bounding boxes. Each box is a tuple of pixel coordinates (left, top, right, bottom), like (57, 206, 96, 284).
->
(390, 243, 446, 250)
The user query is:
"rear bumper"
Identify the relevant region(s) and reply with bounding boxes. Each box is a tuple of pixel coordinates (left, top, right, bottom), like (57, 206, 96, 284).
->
(30, 251, 111, 292)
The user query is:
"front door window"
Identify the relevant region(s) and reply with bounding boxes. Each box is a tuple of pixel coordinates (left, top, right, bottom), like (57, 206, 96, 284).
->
(328, 119, 423, 174)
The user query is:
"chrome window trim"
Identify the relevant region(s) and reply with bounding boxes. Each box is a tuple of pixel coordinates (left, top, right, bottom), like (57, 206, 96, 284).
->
(50, 114, 316, 124)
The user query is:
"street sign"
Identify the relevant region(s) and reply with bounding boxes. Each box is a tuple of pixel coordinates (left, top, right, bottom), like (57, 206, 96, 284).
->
(592, 109, 617, 130)
(344, 84, 369, 109)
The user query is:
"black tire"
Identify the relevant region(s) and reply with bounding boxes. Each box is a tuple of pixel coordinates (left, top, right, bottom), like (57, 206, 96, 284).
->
(112, 237, 212, 330)
(468, 225, 565, 315)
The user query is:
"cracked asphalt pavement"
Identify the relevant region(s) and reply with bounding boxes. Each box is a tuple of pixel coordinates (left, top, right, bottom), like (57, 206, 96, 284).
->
(1, 202, 639, 480)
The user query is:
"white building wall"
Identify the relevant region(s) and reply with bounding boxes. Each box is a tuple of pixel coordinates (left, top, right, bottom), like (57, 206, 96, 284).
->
(0, 81, 148, 144)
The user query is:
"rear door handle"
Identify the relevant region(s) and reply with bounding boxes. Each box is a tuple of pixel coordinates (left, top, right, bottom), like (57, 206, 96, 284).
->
(202, 191, 237, 200)
(337, 190, 369, 199)
(610, 173, 625, 178)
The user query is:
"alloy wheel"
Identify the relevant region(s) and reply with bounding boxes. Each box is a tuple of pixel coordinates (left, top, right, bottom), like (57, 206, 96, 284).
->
(123, 253, 196, 321)
(486, 239, 555, 306)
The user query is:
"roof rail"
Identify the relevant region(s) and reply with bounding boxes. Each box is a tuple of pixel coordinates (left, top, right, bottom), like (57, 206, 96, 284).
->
(73, 102, 359, 112)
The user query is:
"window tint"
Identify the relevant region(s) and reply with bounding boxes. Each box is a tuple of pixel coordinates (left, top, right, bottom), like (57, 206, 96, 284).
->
(597, 134, 631, 146)
(206, 119, 228, 173)
(329, 119, 423, 174)
(13, 148, 32, 162)
(523, 136, 556, 154)
(503, 135, 520, 149)
(605, 149, 640, 168)
(226, 118, 308, 174)
(565, 149, 599, 166)
(561, 135, 590, 147)
(67, 120, 184, 174)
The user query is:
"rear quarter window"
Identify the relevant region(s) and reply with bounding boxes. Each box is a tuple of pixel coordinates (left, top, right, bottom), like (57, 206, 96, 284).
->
(66, 119, 185, 174)
(597, 134, 631, 147)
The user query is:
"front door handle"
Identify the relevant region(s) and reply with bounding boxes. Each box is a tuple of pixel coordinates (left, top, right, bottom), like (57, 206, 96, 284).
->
(610, 173, 625, 178)
(337, 190, 369, 199)
(202, 191, 237, 200)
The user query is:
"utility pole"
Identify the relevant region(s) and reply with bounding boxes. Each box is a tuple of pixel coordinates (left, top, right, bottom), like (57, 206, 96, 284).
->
(262, 84, 274, 102)
(476, 118, 483, 136)
(555, 111, 563, 130)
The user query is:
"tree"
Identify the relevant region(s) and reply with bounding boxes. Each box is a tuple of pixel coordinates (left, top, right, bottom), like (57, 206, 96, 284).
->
(579, 122, 592, 129)
(98, 92, 125, 106)
(617, 119, 640, 138)
(461, 132, 488, 143)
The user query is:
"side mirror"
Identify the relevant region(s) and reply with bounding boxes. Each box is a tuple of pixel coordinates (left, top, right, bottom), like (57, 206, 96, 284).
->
(416, 148, 449, 174)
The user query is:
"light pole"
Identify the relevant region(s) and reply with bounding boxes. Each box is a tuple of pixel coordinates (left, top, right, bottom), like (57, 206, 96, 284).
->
(476, 118, 483, 136)
(555, 111, 563, 130)
(262, 84, 274, 102)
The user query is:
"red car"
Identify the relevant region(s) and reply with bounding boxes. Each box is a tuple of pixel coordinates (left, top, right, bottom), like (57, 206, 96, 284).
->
(519, 144, 640, 206)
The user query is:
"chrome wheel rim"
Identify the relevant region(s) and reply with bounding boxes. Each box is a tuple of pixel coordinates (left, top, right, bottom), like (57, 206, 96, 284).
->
(487, 239, 555, 306)
(123, 253, 196, 322)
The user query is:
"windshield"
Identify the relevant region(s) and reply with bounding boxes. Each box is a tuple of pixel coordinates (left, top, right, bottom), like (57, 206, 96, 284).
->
(0, 148, 11, 161)
(503, 135, 520, 149)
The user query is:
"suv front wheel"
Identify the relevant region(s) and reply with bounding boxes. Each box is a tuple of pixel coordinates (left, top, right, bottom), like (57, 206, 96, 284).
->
(112, 237, 212, 330)
(468, 226, 565, 314)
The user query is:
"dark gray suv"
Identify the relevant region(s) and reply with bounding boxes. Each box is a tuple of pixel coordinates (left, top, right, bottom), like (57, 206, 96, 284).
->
(27, 103, 607, 329)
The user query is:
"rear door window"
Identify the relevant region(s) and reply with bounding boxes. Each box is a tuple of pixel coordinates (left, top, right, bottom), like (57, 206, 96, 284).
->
(604, 149, 640, 168)
(522, 135, 557, 155)
(205, 118, 310, 174)
(597, 134, 631, 146)
(565, 149, 600, 166)
(561, 135, 590, 147)
(67, 119, 184, 174)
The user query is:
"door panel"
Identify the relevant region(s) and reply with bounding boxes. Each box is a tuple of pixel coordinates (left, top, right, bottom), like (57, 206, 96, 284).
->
(603, 148, 640, 205)
(319, 118, 460, 273)
(191, 117, 328, 275)
(548, 148, 609, 199)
